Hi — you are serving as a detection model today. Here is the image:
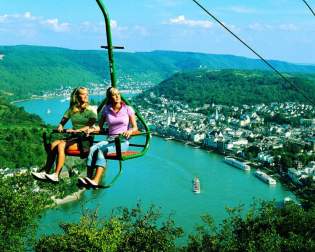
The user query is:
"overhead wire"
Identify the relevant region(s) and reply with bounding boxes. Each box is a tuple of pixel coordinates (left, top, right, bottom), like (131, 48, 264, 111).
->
(191, 0, 315, 106)
(302, 0, 315, 16)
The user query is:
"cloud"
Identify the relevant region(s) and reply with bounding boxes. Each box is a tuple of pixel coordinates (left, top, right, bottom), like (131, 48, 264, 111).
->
(0, 12, 38, 23)
(0, 14, 9, 23)
(224, 23, 241, 33)
(79, 21, 101, 33)
(110, 19, 128, 32)
(248, 22, 299, 32)
(278, 24, 298, 31)
(111, 20, 128, 31)
(168, 15, 212, 29)
(0, 11, 70, 33)
(41, 18, 70, 32)
(248, 23, 272, 31)
(79, 19, 128, 36)
(23, 12, 37, 21)
(110, 20, 118, 29)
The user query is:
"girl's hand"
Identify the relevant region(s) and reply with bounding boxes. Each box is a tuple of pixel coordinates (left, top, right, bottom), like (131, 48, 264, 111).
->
(66, 129, 78, 133)
(57, 124, 64, 132)
(122, 130, 133, 139)
(85, 127, 95, 136)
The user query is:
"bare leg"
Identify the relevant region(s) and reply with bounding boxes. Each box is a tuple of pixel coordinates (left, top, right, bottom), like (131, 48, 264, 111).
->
(93, 166, 107, 185)
(42, 140, 62, 173)
(54, 141, 66, 176)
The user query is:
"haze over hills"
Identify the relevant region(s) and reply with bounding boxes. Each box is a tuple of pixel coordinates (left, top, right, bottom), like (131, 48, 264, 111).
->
(0, 45, 315, 99)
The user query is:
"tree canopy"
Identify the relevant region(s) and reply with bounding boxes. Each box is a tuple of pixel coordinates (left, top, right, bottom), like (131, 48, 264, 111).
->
(33, 201, 315, 251)
(140, 69, 315, 107)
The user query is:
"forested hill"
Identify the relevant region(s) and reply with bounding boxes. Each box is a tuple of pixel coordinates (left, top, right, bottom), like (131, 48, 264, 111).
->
(0, 46, 104, 99)
(140, 70, 315, 107)
(0, 100, 43, 127)
(1, 45, 315, 99)
(0, 100, 46, 168)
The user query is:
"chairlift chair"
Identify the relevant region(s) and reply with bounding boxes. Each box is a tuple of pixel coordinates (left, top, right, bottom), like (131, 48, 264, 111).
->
(43, 0, 151, 188)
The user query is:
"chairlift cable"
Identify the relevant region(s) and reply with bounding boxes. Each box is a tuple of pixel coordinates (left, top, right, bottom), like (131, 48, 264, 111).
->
(191, 0, 314, 106)
(302, 0, 315, 16)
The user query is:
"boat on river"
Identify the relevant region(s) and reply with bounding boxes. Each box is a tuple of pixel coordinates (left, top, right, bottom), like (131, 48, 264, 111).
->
(165, 136, 175, 141)
(193, 176, 200, 193)
(224, 157, 250, 171)
(254, 170, 276, 185)
(60, 97, 70, 103)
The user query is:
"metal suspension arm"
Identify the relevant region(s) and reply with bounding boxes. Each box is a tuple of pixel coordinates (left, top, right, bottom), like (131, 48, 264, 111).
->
(96, 0, 117, 88)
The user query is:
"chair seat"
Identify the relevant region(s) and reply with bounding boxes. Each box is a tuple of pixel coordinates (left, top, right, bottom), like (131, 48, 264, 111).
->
(105, 150, 140, 159)
(65, 149, 88, 157)
(65, 148, 140, 160)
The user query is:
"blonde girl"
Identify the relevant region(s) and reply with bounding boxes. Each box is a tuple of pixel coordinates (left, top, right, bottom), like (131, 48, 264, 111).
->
(32, 87, 97, 182)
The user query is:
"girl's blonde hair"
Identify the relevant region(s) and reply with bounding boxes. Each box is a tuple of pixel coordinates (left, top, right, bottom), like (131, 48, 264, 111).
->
(69, 87, 89, 113)
(106, 87, 120, 105)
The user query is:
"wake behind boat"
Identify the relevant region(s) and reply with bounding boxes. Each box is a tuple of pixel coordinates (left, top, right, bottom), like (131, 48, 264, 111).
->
(193, 176, 200, 194)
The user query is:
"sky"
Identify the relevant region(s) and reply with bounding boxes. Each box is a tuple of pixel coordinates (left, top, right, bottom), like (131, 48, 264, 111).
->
(0, 0, 314, 64)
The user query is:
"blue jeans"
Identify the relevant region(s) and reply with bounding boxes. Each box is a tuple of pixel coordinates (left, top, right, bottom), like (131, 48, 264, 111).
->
(87, 140, 129, 168)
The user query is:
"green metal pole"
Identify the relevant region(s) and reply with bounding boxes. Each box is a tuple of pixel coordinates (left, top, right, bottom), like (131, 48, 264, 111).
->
(96, 0, 117, 88)
(95, 0, 151, 162)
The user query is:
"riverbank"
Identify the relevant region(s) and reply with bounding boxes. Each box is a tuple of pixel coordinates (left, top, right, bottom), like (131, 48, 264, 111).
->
(152, 132, 311, 204)
(11, 88, 138, 105)
(10, 95, 66, 104)
(51, 188, 86, 206)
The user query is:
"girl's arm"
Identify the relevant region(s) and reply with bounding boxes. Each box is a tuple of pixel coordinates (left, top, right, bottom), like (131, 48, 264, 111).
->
(122, 114, 138, 138)
(85, 115, 106, 135)
(57, 117, 69, 132)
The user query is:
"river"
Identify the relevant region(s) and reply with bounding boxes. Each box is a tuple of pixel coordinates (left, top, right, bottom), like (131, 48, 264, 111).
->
(17, 96, 295, 239)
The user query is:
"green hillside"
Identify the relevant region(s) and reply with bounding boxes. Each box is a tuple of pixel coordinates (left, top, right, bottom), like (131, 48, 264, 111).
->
(139, 69, 315, 106)
(1, 45, 315, 99)
(0, 46, 104, 99)
(0, 99, 46, 168)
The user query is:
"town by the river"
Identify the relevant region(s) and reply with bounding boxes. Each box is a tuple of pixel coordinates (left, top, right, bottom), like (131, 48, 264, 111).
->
(17, 97, 295, 239)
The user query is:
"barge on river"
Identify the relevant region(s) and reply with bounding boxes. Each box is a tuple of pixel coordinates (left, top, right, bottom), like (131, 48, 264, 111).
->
(224, 157, 250, 171)
(254, 170, 276, 185)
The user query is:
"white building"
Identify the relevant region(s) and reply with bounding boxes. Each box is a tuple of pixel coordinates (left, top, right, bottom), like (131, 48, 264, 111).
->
(193, 133, 205, 143)
(232, 138, 248, 146)
(287, 168, 302, 185)
(258, 152, 274, 164)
